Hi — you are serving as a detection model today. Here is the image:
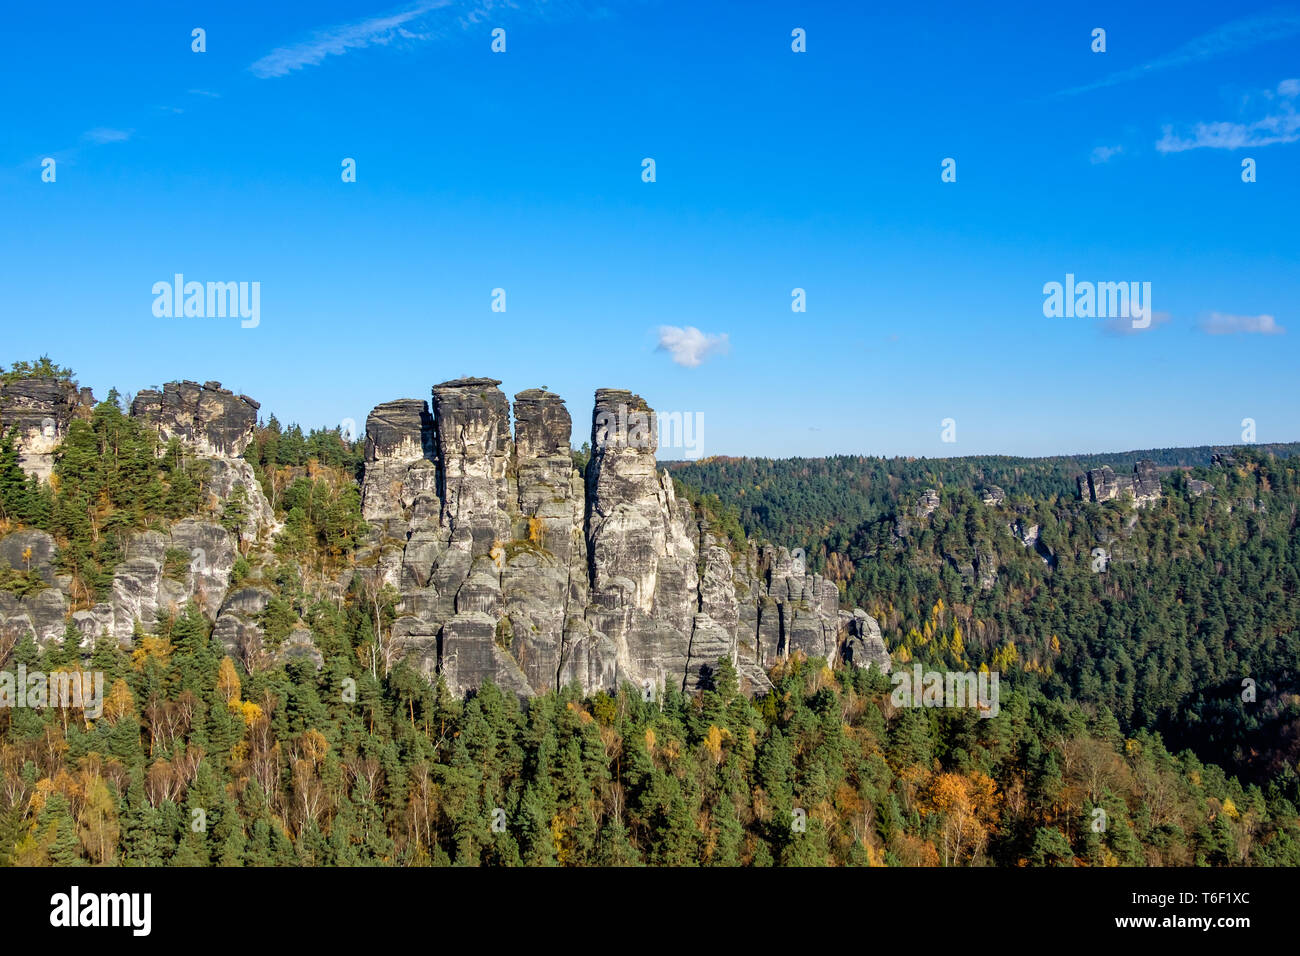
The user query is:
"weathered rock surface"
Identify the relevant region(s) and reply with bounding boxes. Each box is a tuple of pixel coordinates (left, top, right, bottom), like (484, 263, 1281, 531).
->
(354, 383, 890, 698)
(0, 587, 68, 646)
(132, 380, 259, 457)
(841, 609, 891, 672)
(0, 372, 891, 699)
(915, 488, 940, 517)
(128, 381, 276, 542)
(1078, 460, 1162, 508)
(103, 519, 238, 644)
(1009, 519, 1054, 566)
(360, 399, 437, 523)
(0, 376, 93, 480)
(0, 530, 58, 586)
(0, 518, 236, 649)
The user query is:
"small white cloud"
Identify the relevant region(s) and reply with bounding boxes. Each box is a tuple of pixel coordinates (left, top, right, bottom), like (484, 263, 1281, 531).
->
(1090, 145, 1123, 164)
(656, 325, 730, 367)
(188, 89, 222, 98)
(83, 127, 131, 144)
(1279, 78, 1300, 97)
(1200, 312, 1286, 335)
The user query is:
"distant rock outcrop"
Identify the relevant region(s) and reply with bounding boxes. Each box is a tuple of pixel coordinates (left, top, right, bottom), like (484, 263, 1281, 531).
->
(0, 376, 94, 480)
(1078, 460, 1162, 508)
(915, 489, 940, 517)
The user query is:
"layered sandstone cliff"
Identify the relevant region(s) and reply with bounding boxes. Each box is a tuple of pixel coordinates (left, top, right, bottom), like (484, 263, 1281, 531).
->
(0, 376, 94, 481)
(0, 371, 890, 698)
(358, 380, 890, 698)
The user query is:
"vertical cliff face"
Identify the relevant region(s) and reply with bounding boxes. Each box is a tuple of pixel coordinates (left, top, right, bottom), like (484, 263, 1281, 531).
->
(360, 398, 437, 525)
(426, 379, 528, 696)
(0, 367, 889, 696)
(431, 378, 512, 549)
(362, 380, 889, 699)
(583, 389, 701, 691)
(131, 380, 259, 458)
(0, 376, 94, 481)
(509, 389, 587, 691)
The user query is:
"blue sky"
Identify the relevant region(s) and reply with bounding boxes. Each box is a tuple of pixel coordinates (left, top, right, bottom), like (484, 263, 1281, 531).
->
(2, 0, 1297, 458)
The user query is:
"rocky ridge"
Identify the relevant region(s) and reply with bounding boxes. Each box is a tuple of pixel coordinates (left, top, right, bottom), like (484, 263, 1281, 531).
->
(0, 373, 890, 701)
(0, 376, 277, 655)
(360, 379, 890, 697)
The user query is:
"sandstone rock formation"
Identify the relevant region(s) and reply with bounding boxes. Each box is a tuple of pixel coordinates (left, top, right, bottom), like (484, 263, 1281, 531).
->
(355, 382, 890, 699)
(915, 489, 940, 517)
(0, 376, 93, 480)
(1009, 519, 1054, 566)
(0, 371, 890, 700)
(0, 518, 237, 648)
(131, 380, 259, 457)
(1078, 461, 1162, 508)
(0, 375, 277, 653)
(359, 398, 437, 525)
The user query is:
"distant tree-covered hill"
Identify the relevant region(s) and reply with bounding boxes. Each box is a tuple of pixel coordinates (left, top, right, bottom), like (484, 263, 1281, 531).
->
(667, 443, 1300, 548)
(672, 446, 1300, 791)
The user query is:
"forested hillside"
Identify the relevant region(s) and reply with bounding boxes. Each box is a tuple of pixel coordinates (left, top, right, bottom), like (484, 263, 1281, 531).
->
(1, 365, 1297, 867)
(668, 444, 1300, 547)
(674, 449, 1300, 790)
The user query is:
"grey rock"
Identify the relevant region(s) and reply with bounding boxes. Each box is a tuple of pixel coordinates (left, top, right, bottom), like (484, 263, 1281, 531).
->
(360, 399, 437, 522)
(0, 375, 93, 481)
(331, 380, 892, 700)
(841, 609, 891, 673)
(0, 530, 58, 585)
(131, 380, 258, 457)
(1078, 460, 1162, 509)
(916, 488, 940, 517)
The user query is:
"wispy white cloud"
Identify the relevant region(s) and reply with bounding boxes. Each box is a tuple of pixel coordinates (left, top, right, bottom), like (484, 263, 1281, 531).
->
(249, 0, 455, 78)
(1200, 312, 1286, 335)
(82, 127, 132, 144)
(188, 89, 222, 98)
(1054, 12, 1300, 97)
(1090, 144, 1123, 164)
(1158, 78, 1300, 151)
(656, 326, 730, 367)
